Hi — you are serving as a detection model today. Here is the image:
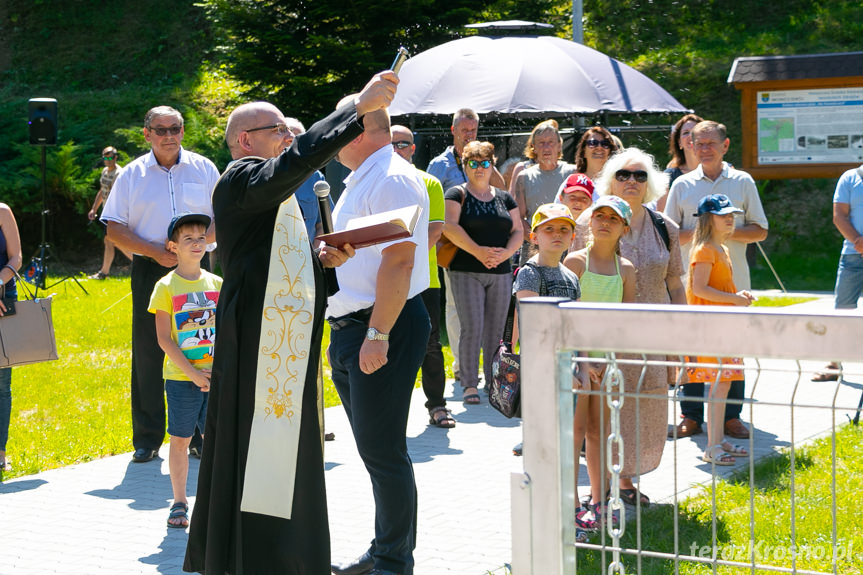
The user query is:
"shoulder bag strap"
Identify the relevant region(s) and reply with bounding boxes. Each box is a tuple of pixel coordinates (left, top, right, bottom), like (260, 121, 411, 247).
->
(645, 206, 671, 252)
(2, 265, 32, 301)
(502, 291, 517, 347)
(503, 262, 543, 345)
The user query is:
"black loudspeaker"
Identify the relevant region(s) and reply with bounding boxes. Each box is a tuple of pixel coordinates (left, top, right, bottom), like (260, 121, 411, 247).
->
(28, 98, 58, 145)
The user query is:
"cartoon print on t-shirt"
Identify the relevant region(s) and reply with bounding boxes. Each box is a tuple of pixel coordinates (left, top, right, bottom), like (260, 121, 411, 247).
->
(179, 309, 215, 331)
(172, 290, 219, 367)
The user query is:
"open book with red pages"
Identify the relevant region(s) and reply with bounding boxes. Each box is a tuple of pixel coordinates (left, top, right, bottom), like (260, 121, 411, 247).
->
(317, 204, 423, 249)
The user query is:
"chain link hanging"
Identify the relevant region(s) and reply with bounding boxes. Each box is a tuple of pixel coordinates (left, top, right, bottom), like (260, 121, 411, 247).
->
(604, 353, 626, 575)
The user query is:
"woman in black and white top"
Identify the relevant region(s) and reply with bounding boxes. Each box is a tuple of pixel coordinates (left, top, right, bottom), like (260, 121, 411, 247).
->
(442, 141, 523, 405)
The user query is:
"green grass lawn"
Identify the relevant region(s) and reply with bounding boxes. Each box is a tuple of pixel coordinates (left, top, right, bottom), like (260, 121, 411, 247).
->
(3, 276, 451, 480)
(0, 277, 829, 480)
(751, 295, 818, 307)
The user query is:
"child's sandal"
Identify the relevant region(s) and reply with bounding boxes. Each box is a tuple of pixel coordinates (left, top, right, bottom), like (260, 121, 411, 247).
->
(702, 444, 736, 466)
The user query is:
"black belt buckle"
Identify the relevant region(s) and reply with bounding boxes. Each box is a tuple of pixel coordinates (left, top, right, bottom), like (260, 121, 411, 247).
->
(328, 307, 373, 331)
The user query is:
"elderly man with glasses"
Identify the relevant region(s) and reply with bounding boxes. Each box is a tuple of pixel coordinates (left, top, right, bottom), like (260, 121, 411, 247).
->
(101, 106, 220, 464)
(664, 120, 769, 441)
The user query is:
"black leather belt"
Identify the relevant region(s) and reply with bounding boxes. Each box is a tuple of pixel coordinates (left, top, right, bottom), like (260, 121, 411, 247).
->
(328, 307, 373, 331)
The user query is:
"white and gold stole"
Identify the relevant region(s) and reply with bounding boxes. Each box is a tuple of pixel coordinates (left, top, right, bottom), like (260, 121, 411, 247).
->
(241, 194, 316, 519)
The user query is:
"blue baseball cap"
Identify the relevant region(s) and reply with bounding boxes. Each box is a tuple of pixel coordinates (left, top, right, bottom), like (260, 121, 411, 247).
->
(167, 212, 211, 240)
(590, 195, 632, 225)
(694, 194, 743, 217)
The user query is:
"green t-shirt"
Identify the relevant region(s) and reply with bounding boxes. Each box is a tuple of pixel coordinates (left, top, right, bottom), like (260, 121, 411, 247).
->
(419, 169, 445, 289)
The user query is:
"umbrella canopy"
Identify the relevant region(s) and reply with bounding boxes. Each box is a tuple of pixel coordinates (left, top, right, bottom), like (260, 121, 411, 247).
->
(390, 35, 689, 117)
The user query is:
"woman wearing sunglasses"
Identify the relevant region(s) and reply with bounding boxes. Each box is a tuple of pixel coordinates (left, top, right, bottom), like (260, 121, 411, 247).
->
(591, 148, 686, 507)
(574, 126, 620, 182)
(442, 141, 523, 405)
(649, 113, 705, 212)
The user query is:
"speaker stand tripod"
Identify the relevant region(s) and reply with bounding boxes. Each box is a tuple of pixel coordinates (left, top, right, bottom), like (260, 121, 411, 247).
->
(29, 145, 88, 297)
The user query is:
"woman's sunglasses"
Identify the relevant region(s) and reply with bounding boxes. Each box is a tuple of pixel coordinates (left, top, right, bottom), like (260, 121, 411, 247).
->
(585, 138, 612, 149)
(614, 169, 648, 183)
(466, 159, 492, 169)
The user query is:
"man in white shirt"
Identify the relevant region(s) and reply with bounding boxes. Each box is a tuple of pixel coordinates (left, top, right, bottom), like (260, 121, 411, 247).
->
(328, 107, 430, 575)
(101, 106, 220, 463)
(664, 120, 768, 441)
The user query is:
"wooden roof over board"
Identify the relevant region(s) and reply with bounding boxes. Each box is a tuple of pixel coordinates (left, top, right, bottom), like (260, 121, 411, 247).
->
(729, 51, 863, 84)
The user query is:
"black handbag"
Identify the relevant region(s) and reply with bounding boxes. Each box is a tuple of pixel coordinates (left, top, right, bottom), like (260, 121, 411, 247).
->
(490, 263, 544, 418)
(490, 292, 521, 418)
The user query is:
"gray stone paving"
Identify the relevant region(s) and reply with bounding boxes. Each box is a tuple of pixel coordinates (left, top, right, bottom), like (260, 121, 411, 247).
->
(1, 293, 861, 574)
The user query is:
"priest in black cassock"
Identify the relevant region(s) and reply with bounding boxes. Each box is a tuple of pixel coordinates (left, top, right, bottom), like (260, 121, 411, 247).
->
(184, 71, 399, 575)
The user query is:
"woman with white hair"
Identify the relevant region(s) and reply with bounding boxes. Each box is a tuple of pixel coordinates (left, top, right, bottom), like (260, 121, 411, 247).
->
(591, 147, 686, 507)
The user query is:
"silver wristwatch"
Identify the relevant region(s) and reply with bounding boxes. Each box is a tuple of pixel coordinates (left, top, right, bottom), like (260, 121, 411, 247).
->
(366, 327, 390, 341)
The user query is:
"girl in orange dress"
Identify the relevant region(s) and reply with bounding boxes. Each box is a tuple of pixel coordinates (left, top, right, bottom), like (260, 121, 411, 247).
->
(686, 194, 754, 466)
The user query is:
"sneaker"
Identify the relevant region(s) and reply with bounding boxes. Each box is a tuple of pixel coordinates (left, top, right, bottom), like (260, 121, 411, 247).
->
(576, 503, 619, 531)
(575, 527, 589, 543)
(512, 442, 523, 456)
(593, 503, 620, 529)
(575, 506, 600, 531)
(88, 271, 108, 280)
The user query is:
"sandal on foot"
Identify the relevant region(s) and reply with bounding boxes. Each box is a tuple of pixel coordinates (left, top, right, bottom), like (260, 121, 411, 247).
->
(617, 487, 650, 507)
(702, 444, 736, 466)
(463, 388, 481, 405)
(167, 501, 189, 528)
(88, 271, 109, 280)
(429, 406, 456, 428)
(721, 441, 748, 456)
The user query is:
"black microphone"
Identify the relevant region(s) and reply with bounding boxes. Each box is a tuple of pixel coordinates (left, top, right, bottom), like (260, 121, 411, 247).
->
(313, 180, 334, 235)
(313, 179, 341, 296)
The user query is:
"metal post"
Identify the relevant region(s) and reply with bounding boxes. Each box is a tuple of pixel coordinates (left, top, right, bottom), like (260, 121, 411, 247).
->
(572, 0, 584, 43)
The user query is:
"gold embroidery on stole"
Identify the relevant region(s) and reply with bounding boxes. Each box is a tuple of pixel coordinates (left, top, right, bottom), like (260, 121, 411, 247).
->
(241, 195, 316, 519)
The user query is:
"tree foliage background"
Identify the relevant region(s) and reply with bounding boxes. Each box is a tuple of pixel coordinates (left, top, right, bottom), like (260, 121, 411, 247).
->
(200, 0, 569, 122)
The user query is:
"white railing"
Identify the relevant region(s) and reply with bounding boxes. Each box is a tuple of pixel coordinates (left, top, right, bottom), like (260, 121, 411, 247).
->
(511, 299, 863, 574)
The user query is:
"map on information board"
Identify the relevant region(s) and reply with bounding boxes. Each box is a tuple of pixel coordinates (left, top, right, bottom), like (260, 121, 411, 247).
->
(756, 87, 863, 165)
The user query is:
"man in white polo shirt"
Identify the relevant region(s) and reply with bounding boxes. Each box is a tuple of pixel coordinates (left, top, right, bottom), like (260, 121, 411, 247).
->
(101, 106, 219, 463)
(664, 120, 768, 441)
(328, 106, 430, 575)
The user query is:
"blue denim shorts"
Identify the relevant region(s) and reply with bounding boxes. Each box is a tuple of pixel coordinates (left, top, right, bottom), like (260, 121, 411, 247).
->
(835, 252, 863, 309)
(165, 379, 208, 438)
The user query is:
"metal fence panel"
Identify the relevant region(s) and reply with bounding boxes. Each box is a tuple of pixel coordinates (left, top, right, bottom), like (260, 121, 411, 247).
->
(514, 298, 863, 575)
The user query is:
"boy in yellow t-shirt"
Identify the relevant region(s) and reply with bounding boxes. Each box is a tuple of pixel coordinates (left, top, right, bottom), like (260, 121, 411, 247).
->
(148, 213, 222, 529)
